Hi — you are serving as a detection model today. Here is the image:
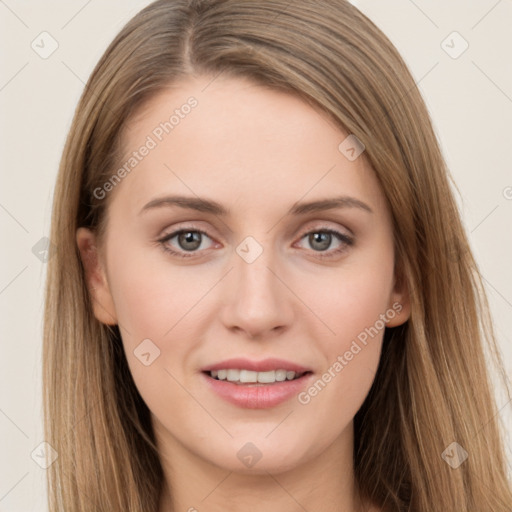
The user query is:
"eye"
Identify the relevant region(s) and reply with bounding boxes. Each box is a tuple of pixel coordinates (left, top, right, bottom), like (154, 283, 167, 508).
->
(157, 225, 354, 260)
(158, 227, 216, 258)
(295, 229, 354, 259)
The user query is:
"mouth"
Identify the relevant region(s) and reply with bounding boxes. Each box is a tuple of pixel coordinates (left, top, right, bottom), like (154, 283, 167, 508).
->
(203, 368, 312, 385)
(201, 358, 314, 409)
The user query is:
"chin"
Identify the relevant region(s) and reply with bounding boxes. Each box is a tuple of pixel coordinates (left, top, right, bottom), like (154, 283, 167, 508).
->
(200, 435, 315, 475)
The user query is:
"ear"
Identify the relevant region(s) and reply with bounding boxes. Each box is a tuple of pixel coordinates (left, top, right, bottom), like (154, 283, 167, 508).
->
(76, 227, 118, 325)
(386, 266, 411, 328)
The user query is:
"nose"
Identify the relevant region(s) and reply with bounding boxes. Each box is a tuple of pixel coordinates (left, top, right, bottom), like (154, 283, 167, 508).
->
(219, 243, 295, 340)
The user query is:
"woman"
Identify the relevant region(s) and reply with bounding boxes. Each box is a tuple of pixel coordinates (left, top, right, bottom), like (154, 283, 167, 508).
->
(43, 0, 512, 510)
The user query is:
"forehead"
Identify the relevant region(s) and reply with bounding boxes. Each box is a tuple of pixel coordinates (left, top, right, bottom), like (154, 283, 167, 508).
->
(122, 74, 338, 153)
(113, 75, 387, 218)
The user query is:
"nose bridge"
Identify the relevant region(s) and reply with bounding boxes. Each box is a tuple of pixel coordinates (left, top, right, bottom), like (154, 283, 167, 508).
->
(235, 233, 281, 303)
(221, 233, 293, 337)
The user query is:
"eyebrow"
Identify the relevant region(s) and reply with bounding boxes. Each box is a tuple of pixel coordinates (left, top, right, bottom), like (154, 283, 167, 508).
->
(139, 195, 373, 216)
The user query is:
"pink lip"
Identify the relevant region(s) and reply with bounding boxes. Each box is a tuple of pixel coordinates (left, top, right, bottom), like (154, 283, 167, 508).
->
(201, 357, 311, 373)
(201, 358, 314, 409)
(202, 373, 314, 409)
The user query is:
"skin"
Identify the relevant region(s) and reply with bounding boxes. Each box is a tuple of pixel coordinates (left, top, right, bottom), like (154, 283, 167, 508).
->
(77, 74, 410, 512)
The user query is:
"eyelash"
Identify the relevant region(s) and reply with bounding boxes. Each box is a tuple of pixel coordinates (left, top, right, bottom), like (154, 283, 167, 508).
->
(157, 224, 354, 260)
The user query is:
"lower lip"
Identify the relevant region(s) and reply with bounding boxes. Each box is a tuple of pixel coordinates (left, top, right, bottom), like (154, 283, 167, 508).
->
(202, 372, 313, 409)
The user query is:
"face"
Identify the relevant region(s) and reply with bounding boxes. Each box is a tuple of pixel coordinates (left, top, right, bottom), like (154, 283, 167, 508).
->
(77, 75, 410, 475)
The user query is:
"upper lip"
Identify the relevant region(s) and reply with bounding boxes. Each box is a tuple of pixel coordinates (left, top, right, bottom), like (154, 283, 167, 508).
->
(202, 358, 312, 374)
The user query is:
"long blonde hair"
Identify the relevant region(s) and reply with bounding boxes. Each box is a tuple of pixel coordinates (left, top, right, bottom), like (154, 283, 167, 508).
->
(43, 0, 512, 510)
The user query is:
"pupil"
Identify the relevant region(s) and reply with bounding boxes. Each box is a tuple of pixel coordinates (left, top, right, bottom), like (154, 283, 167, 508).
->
(180, 231, 201, 251)
(310, 232, 330, 251)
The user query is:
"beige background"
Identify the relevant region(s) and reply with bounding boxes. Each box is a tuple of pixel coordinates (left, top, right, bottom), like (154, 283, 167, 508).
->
(0, 0, 511, 509)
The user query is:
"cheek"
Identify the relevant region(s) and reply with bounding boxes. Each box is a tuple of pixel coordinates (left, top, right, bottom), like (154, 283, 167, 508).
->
(103, 241, 211, 394)
(304, 252, 395, 345)
(106, 242, 207, 340)
(296, 253, 394, 406)
(106, 258, 203, 412)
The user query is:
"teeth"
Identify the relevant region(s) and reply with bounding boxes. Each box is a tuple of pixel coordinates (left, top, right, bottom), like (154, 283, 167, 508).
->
(227, 369, 239, 382)
(257, 371, 276, 383)
(240, 370, 258, 383)
(275, 369, 287, 381)
(208, 369, 304, 383)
